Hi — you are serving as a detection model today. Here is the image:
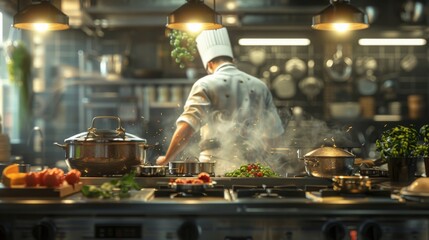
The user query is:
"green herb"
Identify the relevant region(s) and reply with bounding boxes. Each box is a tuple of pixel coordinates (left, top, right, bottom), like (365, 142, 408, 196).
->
(168, 29, 197, 69)
(420, 125, 429, 143)
(224, 163, 280, 177)
(376, 125, 419, 158)
(81, 171, 141, 199)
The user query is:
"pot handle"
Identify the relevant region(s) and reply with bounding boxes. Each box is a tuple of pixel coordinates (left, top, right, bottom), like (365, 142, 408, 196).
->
(304, 158, 319, 167)
(53, 142, 66, 149)
(87, 116, 125, 139)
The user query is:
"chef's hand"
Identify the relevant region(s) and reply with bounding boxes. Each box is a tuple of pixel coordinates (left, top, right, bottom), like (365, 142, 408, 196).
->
(156, 156, 168, 165)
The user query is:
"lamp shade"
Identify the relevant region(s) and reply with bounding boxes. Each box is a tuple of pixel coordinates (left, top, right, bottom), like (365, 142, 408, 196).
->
(167, 0, 222, 32)
(14, 1, 69, 31)
(312, 0, 369, 31)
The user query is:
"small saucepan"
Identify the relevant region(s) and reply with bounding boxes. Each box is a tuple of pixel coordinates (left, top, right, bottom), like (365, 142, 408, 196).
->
(135, 165, 168, 177)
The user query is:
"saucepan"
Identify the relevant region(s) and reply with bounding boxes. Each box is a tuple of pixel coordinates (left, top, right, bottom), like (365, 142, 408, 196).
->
(301, 147, 356, 178)
(169, 157, 216, 176)
(134, 164, 168, 177)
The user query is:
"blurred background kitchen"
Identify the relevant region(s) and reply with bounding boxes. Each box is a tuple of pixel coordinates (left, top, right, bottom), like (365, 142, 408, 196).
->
(0, 0, 428, 170)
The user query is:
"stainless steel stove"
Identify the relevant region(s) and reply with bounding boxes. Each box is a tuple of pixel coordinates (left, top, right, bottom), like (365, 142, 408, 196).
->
(1, 177, 429, 240)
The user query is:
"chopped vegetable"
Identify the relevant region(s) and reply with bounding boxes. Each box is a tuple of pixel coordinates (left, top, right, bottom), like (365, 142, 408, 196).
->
(224, 163, 280, 177)
(81, 171, 140, 199)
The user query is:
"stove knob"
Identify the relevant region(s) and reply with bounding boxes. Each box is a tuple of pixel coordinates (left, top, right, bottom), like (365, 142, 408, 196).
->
(322, 221, 346, 240)
(177, 221, 201, 240)
(32, 220, 56, 240)
(359, 221, 382, 240)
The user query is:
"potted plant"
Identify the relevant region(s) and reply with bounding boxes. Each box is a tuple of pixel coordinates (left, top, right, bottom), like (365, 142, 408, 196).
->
(416, 125, 429, 175)
(376, 125, 419, 182)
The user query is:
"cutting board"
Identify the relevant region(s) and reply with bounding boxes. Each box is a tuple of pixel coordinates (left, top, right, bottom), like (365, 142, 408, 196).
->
(0, 182, 83, 198)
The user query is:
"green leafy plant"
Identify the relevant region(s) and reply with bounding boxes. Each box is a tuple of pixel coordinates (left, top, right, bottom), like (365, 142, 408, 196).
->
(415, 125, 429, 157)
(81, 171, 140, 199)
(168, 29, 197, 69)
(376, 125, 419, 158)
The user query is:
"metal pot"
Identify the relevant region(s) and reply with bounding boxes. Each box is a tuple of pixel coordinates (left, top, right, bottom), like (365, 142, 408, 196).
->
(54, 116, 147, 177)
(302, 147, 355, 178)
(99, 54, 128, 79)
(169, 159, 216, 176)
(136, 165, 168, 177)
(332, 176, 371, 193)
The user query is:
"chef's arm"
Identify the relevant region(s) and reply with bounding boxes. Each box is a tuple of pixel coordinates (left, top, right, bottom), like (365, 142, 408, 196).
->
(156, 122, 195, 165)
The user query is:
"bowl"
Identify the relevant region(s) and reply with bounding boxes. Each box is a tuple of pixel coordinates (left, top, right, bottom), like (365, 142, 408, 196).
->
(329, 102, 361, 118)
(402, 178, 429, 196)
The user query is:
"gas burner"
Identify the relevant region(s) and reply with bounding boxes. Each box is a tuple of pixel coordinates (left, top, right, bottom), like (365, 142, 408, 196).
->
(318, 189, 392, 198)
(233, 185, 306, 199)
(170, 192, 207, 199)
(154, 188, 225, 198)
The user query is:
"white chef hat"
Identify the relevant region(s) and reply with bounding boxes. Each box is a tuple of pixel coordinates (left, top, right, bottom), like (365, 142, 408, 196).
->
(196, 27, 234, 68)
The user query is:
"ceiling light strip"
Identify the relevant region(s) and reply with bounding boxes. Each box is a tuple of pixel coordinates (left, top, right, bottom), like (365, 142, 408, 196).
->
(358, 38, 427, 46)
(238, 38, 311, 46)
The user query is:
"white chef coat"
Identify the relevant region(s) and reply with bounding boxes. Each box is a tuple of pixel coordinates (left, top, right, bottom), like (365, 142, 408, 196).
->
(177, 63, 284, 166)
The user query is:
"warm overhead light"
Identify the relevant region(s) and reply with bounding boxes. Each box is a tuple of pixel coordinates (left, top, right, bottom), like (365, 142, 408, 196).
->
(166, 0, 222, 33)
(312, 0, 369, 32)
(14, 0, 69, 31)
(358, 38, 427, 46)
(238, 38, 311, 46)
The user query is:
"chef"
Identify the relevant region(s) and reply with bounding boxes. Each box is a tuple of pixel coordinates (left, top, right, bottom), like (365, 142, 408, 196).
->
(156, 27, 284, 173)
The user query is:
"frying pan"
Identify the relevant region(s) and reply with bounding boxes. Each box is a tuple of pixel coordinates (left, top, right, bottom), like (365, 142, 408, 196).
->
(325, 45, 352, 82)
(299, 59, 323, 100)
(272, 74, 296, 99)
(285, 57, 306, 79)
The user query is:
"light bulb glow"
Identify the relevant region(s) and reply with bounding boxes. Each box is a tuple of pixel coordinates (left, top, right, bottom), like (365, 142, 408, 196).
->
(186, 23, 203, 33)
(33, 23, 49, 32)
(333, 23, 350, 32)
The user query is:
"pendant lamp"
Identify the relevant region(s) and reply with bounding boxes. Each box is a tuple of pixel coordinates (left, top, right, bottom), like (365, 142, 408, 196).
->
(167, 0, 222, 32)
(14, 0, 69, 31)
(312, 0, 369, 32)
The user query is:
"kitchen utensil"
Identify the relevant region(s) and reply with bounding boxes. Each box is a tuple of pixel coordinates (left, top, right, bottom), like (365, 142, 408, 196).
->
(54, 116, 148, 177)
(332, 176, 371, 193)
(329, 102, 361, 118)
(99, 54, 127, 79)
(169, 158, 216, 176)
(135, 165, 168, 177)
(357, 70, 378, 96)
(285, 57, 306, 79)
(248, 48, 266, 67)
(299, 60, 323, 100)
(400, 0, 424, 24)
(302, 147, 356, 178)
(325, 45, 352, 82)
(271, 74, 296, 99)
(400, 53, 418, 72)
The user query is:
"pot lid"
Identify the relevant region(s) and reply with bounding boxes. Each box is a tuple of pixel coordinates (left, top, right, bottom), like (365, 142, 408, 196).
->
(64, 129, 146, 143)
(64, 116, 146, 143)
(304, 147, 355, 158)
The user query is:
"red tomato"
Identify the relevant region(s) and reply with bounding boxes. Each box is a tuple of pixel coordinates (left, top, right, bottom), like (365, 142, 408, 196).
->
(174, 178, 186, 184)
(197, 172, 211, 183)
(38, 169, 49, 186)
(192, 179, 204, 184)
(65, 169, 81, 185)
(43, 170, 61, 188)
(51, 168, 65, 184)
(257, 172, 264, 177)
(25, 172, 39, 187)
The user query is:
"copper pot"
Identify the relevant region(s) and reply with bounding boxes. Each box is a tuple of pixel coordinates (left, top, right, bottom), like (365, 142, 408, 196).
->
(302, 147, 356, 178)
